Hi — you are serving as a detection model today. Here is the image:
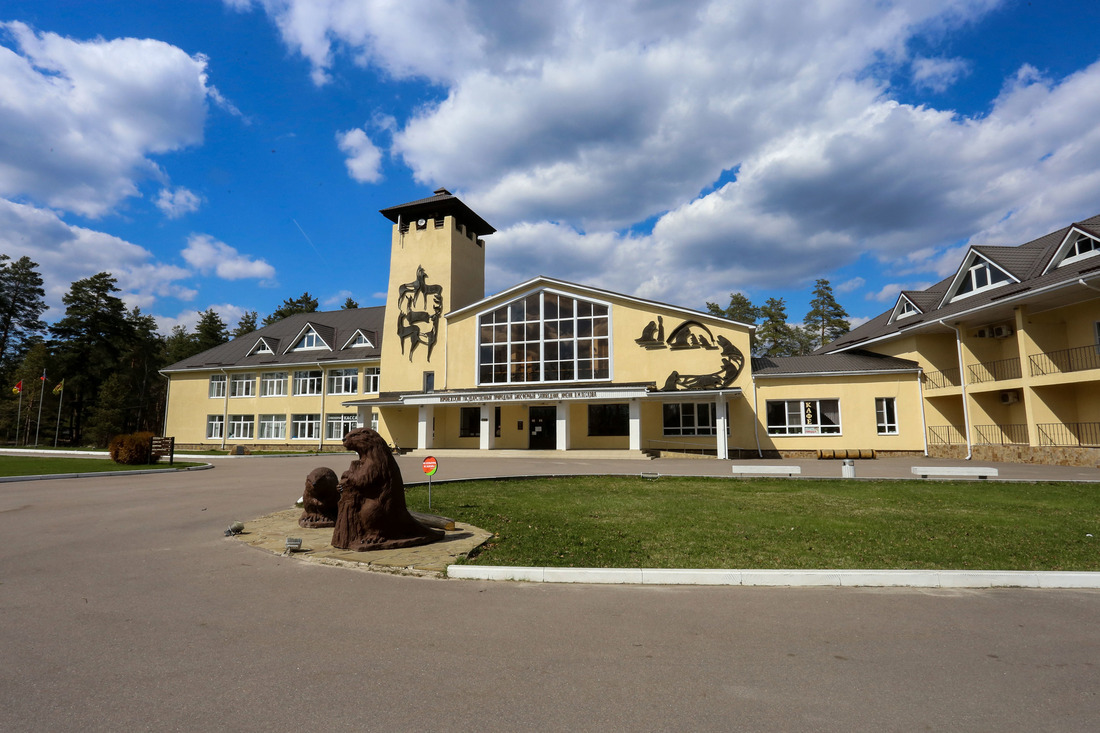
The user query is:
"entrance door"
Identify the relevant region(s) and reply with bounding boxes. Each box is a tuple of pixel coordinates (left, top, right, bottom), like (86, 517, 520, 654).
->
(529, 406, 557, 449)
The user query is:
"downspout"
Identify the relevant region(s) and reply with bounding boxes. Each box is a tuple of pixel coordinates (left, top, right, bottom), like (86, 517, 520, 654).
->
(159, 372, 170, 438)
(220, 368, 229, 451)
(1079, 278, 1100, 294)
(939, 320, 972, 460)
(318, 363, 325, 452)
(751, 372, 763, 458)
(917, 367, 929, 457)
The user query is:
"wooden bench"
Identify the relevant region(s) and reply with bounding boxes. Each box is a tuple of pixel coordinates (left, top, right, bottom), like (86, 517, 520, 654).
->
(731, 465, 801, 477)
(911, 466, 998, 479)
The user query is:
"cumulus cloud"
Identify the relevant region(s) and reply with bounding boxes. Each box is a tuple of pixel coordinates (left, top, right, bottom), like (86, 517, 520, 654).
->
(836, 277, 866, 294)
(155, 187, 203, 218)
(0, 21, 211, 218)
(181, 233, 277, 281)
(157, 303, 248, 335)
(0, 198, 195, 313)
(237, 0, 1100, 310)
(336, 127, 383, 183)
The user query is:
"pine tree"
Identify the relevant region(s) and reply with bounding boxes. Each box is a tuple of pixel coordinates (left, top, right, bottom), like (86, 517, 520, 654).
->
(0, 255, 47, 368)
(756, 297, 795, 357)
(164, 325, 200, 365)
(232, 310, 258, 338)
(342, 296, 359, 309)
(194, 308, 229, 353)
(262, 292, 318, 325)
(706, 292, 760, 353)
(804, 278, 850, 350)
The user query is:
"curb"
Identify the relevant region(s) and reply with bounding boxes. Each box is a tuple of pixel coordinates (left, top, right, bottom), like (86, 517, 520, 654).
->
(0, 463, 214, 482)
(446, 566, 1100, 588)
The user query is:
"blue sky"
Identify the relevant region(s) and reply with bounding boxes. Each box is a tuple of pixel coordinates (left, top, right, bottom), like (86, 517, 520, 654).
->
(3, 0, 1100, 334)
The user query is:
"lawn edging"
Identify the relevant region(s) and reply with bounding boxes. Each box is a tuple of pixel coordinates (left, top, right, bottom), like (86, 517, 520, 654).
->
(446, 565, 1100, 588)
(0, 463, 214, 482)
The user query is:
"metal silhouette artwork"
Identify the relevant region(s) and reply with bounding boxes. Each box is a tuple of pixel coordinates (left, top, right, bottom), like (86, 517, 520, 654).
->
(396, 266, 443, 362)
(330, 427, 444, 551)
(635, 315, 666, 349)
(661, 335, 745, 391)
(636, 317, 719, 350)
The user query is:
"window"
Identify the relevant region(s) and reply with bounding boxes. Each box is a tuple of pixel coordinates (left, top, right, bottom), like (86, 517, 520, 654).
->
(325, 413, 359, 440)
(766, 399, 841, 435)
(209, 374, 226, 398)
(252, 339, 273, 355)
(293, 370, 323, 395)
(876, 398, 898, 435)
(951, 258, 1011, 301)
(228, 414, 254, 439)
(291, 413, 321, 439)
(346, 331, 373, 348)
(258, 414, 285, 440)
(207, 415, 224, 439)
(663, 402, 716, 436)
(363, 367, 380, 393)
(1060, 233, 1099, 266)
(229, 373, 255, 398)
(588, 404, 629, 436)
(423, 371, 435, 392)
(894, 298, 918, 320)
(327, 368, 358, 395)
(260, 372, 287, 397)
(459, 407, 481, 438)
(371, 411, 379, 432)
(478, 291, 611, 385)
(293, 327, 326, 351)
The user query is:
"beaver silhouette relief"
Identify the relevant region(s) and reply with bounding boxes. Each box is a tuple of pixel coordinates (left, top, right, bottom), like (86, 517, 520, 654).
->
(331, 427, 444, 551)
(298, 466, 340, 528)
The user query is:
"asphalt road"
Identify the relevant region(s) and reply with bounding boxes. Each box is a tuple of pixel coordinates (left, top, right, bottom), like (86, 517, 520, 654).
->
(1, 455, 1097, 731)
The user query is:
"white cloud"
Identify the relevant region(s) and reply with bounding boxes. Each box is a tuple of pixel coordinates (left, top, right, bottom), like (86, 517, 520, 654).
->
(155, 187, 203, 218)
(0, 198, 195, 314)
(181, 234, 277, 282)
(911, 56, 970, 92)
(0, 22, 211, 217)
(836, 277, 866, 294)
(157, 303, 247, 335)
(336, 127, 383, 183)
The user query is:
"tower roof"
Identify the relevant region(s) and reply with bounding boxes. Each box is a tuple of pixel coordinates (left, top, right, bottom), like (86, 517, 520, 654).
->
(379, 187, 496, 235)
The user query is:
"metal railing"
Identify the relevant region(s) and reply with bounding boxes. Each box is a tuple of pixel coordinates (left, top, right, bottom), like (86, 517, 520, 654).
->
(922, 367, 961, 390)
(1028, 344, 1100, 377)
(927, 425, 966, 445)
(973, 423, 1029, 446)
(1036, 422, 1100, 447)
(967, 357, 1021, 384)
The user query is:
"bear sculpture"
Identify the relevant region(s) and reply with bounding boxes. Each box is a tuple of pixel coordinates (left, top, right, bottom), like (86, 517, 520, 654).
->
(331, 427, 444, 551)
(298, 466, 340, 528)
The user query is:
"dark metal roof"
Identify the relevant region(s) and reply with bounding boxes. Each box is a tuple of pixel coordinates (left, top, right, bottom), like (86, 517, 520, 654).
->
(753, 350, 919, 376)
(162, 306, 385, 372)
(823, 213, 1100, 353)
(379, 187, 496, 235)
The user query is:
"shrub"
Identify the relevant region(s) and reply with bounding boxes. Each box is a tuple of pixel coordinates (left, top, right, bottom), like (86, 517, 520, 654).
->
(109, 431, 156, 465)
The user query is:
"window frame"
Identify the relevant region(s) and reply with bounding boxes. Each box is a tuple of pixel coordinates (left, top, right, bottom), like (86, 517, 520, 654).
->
(260, 371, 288, 397)
(363, 367, 380, 393)
(875, 397, 898, 435)
(206, 414, 225, 439)
(229, 373, 256, 398)
(765, 399, 842, 436)
(325, 413, 359, 440)
(327, 368, 358, 395)
(663, 402, 717, 437)
(587, 403, 629, 437)
(459, 407, 481, 438)
(209, 374, 226, 399)
(228, 414, 255, 439)
(258, 414, 286, 440)
(293, 370, 323, 396)
(290, 413, 321, 440)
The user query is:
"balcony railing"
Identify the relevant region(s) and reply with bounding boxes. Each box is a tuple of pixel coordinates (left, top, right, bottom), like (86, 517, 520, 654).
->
(973, 423, 1029, 446)
(927, 425, 966, 445)
(1036, 422, 1100, 447)
(968, 357, 1021, 384)
(1028, 344, 1100, 377)
(922, 367, 961, 390)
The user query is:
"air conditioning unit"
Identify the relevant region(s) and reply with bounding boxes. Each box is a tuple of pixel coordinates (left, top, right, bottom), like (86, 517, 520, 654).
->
(973, 328, 992, 338)
(1000, 390, 1019, 405)
(992, 325, 1014, 339)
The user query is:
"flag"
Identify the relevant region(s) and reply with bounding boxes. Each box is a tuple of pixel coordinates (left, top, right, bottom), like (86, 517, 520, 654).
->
(53, 379, 64, 395)
(12, 380, 21, 394)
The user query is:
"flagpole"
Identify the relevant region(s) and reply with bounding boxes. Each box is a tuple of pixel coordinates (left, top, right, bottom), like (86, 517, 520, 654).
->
(15, 386, 22, 446)
(34, 370, 45, 447)
(54, 382, 64, 447)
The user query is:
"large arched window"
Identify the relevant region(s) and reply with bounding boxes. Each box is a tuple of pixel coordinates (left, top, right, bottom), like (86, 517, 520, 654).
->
(478, 291, 611, 384)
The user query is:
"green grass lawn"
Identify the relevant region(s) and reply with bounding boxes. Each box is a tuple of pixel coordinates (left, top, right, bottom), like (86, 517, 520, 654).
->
(405, 476, 1100, 571)
(0, 456, 204, 477)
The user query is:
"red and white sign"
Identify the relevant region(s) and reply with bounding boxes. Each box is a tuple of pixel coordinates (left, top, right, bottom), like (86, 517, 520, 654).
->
(422, 456, 438, 476)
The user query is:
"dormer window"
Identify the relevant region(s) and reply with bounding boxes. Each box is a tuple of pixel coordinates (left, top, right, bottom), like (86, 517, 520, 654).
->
(253, 340, 273, 354)
(342, 329, 374, 349)
(890, 296, 920, 323)
(292, 326, 327, 351)
(1059, 232, 1099, 267)
(948, 256, 1012, 303)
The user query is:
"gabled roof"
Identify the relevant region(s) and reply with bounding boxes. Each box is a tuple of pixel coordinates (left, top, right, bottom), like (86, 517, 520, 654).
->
(248, 336, 279, 356)
(285, 322, 335, 353)
(824, 213, 1100, 354)
(1040, 223, 1100, 275)
(341, 328, 376, 350)
(937, 249, 1018, 308)
(161, 307, 385, 372)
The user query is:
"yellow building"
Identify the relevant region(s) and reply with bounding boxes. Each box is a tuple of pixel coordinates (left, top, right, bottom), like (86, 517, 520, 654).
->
(162, 189, 1097, 465)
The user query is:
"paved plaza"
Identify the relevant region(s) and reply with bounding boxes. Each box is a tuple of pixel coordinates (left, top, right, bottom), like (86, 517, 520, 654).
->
(1, 453, 1098, 730)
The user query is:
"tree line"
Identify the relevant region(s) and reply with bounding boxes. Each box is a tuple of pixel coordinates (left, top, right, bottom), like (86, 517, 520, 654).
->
(0, 254, 354, 447)
(705, 278, 851, 357)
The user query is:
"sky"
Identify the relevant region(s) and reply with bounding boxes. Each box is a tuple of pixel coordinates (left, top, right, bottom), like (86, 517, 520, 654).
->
(3, 0, 1100, 335)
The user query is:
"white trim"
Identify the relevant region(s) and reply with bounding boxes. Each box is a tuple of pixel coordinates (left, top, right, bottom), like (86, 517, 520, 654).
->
(161, 356, 379, 374)
(285, 323, 331, 353)
(341, 329, 375, 350)
(889, 294, 921, 323)
(939, 251, 1017, 307)
(1042, 226, 1100, 275)
(248, 337, 276, 356)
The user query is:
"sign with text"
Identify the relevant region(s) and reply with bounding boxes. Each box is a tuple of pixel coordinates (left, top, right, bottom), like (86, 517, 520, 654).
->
(422, 456, 438, 476)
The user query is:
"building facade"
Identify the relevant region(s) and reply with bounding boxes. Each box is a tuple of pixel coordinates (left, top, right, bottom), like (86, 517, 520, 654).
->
(162, 190, 1098, 465)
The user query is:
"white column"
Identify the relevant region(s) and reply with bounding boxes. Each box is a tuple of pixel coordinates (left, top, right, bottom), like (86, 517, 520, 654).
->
(480, 405, 495, 451)
(629, 399, 642, 451)
(715, 396, 728, 460)
(417, 405, 434, 450)
(556, 402, 571, 450)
